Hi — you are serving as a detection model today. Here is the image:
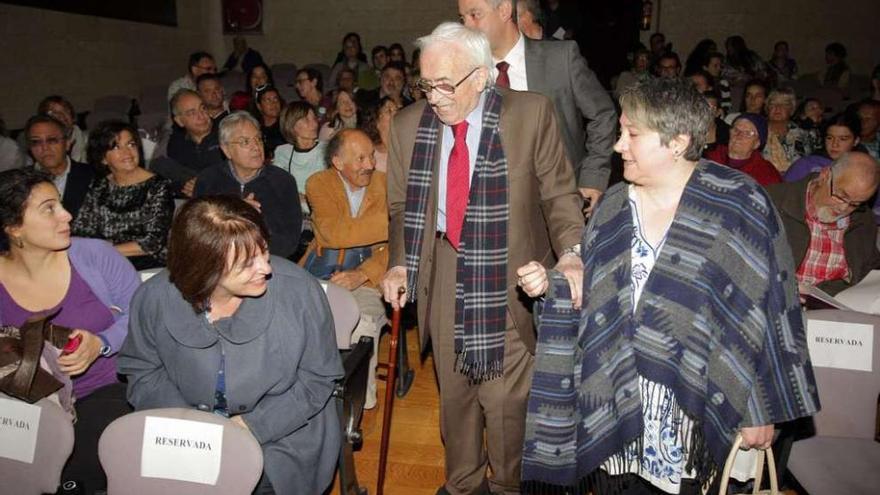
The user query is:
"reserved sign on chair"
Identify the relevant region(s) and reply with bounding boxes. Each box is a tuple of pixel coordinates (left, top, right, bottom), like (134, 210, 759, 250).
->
(141, 416, 224, 485)
(0, 397, 41, 463)
(807, 319, 874, 372)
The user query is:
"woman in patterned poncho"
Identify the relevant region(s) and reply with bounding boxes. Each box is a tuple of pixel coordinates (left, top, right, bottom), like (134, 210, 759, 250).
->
(518, 78, 819, 494)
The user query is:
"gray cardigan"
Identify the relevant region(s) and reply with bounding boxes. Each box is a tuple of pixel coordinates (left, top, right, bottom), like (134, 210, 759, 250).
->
(118, 257, 344, 494)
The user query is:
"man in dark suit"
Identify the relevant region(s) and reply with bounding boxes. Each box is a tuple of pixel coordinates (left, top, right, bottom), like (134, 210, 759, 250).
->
(459, 0, 616, 214)
(381, 22, 584, 495)
(24, 114, 94, 219)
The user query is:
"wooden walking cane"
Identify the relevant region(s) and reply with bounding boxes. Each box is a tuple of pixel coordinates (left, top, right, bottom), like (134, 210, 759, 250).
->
(376, 287, 405, 495)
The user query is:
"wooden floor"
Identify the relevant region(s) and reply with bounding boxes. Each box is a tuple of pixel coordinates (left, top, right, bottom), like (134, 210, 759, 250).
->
(333, 326, 446, 495)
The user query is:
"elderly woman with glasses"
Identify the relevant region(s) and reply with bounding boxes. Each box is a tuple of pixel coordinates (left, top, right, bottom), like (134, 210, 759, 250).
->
(763, 87, 820, 173)
(194, 111, 302, 260)
(119, 195, 343, 495)
(704, 113, 782, 186)
(519, 78, 819, 494)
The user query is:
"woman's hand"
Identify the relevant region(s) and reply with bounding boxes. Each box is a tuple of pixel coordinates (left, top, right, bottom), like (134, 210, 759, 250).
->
(739, 425, 774, 450)
(57, 329, 103, 376)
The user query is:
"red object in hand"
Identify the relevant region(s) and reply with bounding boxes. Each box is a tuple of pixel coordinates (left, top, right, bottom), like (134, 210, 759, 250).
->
(62, 335, 82, 355)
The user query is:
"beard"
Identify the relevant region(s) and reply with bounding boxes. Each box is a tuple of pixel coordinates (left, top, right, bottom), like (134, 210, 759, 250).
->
(815, 205, 847, 223)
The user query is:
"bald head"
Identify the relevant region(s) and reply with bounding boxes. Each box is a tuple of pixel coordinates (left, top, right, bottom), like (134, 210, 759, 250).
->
(832, 151, 880, 194)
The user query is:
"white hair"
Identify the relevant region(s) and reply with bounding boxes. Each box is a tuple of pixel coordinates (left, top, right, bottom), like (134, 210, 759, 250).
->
(218, 111, 260, 144)
(415, 22, 496, 85)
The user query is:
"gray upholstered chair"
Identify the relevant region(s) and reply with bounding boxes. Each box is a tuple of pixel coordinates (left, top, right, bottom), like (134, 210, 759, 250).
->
(0, 393, 74, 495)
(98, 408, 263, 495)
(787, 309, 880, 494)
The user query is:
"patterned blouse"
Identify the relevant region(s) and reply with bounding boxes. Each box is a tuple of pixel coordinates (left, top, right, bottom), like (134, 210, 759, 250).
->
(763, 121, 820, 173)
(72, 174, 174, 270)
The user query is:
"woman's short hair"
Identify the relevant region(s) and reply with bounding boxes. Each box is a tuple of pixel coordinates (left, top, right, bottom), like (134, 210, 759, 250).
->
(822, 111, 862, 139)
(218, 111, 260, 145)
(297, 67, 324, 93)
(0, 168, 54, 252)
(280, 101, 316, 143)
(415, 22, 496, 85)
(86, 120, 145, 173)
(619, 77, 712, 161)
(766, 86, 797, 111)
(167, 195, 270, 313)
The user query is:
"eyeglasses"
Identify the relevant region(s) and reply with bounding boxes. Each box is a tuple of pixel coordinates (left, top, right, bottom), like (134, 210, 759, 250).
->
(228, 136, 264, 148)
(730, 127, 758, 139)
(181, 105, 208, 118)
(415, 67, 479, 96)
(28, 136, 65, 147)
(828, 174, 864, 208)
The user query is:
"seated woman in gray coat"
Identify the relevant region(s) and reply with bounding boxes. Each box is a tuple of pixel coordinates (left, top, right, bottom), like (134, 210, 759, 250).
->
(118, 195, 344, 495)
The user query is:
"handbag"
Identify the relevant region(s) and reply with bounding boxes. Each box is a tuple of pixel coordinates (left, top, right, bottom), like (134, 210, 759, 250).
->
(707, 432, 779, 495)
(0, 311, 73, 403)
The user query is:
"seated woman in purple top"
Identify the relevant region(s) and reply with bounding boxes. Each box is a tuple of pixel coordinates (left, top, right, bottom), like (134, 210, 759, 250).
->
(0, 168, 141, 495)
(785, 111, 864, 181)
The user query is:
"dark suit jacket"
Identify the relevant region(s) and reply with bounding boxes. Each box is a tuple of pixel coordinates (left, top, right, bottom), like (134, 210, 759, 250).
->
(523, 38, 617, 191)
(767, 174, 880, 295)
(387, 89, 584, 353)
(62, 160, 95, 220)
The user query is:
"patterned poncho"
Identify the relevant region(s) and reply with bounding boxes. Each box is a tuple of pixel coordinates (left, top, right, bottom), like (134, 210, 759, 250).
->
(522, 160, 820, 493)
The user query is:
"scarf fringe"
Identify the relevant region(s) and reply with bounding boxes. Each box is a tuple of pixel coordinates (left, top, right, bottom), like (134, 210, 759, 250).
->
(454, 351, 504, 384)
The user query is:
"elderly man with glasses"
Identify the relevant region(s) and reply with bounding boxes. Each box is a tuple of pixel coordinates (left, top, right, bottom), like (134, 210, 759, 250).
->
(194, 111, 302, 259)
(380, 22, 584, 495)
(767, 151, 880, 296)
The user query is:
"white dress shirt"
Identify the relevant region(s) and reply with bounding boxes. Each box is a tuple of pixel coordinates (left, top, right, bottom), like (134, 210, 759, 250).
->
(494, 33, 528, 91)
(437, 92, 485, 232)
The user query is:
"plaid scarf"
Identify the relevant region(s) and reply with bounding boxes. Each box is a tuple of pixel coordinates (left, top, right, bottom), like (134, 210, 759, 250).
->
(403, 88, 509, 383)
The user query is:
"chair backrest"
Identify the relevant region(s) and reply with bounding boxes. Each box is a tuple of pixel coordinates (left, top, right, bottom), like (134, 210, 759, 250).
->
(98, 408, 263, 495)
(320, 281, 360, 350)
(85, 110, 128, 130)
(139, 84, 170, 115)
(270, 63, 298, 86)
(93, 94, 133, 114)
(221, 71, 247, 98)
(805, 309, 880, 439)
(0, 393, 74, 495)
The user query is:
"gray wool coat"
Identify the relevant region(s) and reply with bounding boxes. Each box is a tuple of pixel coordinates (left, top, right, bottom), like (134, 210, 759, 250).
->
(118, 257, 344, 495)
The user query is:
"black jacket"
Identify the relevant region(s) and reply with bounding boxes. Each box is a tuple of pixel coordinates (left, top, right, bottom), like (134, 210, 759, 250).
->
(60, 160, 95, 220)
(194, 163, 302, 258)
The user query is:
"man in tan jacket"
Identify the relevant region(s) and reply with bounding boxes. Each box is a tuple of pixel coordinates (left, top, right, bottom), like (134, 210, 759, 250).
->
(304, 128, 388, 408)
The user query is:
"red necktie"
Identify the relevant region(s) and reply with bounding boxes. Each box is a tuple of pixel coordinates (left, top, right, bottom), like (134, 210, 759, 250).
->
(495, 61, 510, 89)
(446, 121, 469, 250)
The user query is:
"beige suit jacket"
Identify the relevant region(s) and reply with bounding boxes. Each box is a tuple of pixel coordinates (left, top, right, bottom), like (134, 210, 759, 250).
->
(387, 89, 583, 353)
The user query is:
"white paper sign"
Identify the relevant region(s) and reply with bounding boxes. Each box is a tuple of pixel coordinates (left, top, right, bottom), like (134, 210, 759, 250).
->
(807, 319, 874, 372)
(141, 416, 224, 485)
(0, 397, 41, 463)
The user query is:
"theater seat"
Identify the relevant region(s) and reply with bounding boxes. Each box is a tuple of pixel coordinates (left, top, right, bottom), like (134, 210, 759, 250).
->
(787, 309, 880, 494)
(98, 408, 263, 495)
(0, 393, 74, 495)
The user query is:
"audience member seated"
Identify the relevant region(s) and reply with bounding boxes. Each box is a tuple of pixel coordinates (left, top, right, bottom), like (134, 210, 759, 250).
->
(516, 0, 546, 40)
(195, 111, 302, 259)
(167, 51, 216, 101)
(614, 48, 651, 100)
(855, 99, 880, 159)
(329, 32, 371, 92)
(118, 195, 343, 495)
(683, 38, 717, 77)
(388, 43, 407, 64)
(295, 67, 332, 124)
(702, 90, 730, 146)
(357, 61, 411, 109)
(38, 95, 89, 164)
(319, 89, 358, 142)
(0, 116, 26, 171)
(821, 42, 850, 90)
(358, 96, 400, 173)
(162, 89, 225, 196)
(245, 62, 275, 105)
(222, 35, 264, 74)
(253, 85, 285, 160)
(785, 112, 864, 181)
(73, 121, 174, 270)
(335, 66, 358, 94)
(705, 113, 781, 186)
(0, 168, 139, 494)
(196, 73, 229, 124)
(763, 87, 819, 173)
(654, 52, 681, 79)
(24, 115, 94, 219)
(274, 102, 326, 215)
(688, 69, 712, 93)
(703, 52, 732, 114)
(302, 129, 388, 409)
(793, 97, 824, 131)
(724, 79, 769, 124)
(722, 35, 768, 85)
(767, 152, 880, 296)
(767, 40, 798, 84)
(648, 32, 669, 68)
(363, 45, 388, 90)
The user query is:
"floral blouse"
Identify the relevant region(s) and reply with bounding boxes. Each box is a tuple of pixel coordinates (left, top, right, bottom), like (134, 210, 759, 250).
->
(763, 121, 820, 173)
(72, 174, 174, 269)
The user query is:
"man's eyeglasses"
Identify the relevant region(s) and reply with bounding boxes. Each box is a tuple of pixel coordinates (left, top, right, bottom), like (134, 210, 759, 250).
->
(828, 174, 863, 208)
(730, 127, 758, 139)
(228, 136, 264, 148)
(181, 105, 208, 118)
(415, 67, 479, 96)
(28, 137, 64, 148)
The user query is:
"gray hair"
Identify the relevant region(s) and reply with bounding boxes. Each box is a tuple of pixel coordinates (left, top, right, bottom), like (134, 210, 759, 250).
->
(517, 0, 542, 25)
(831, 151, 880, 187)
(170, 88, 201, 117)
(620, 77, 712, 161)
(767, 86, 797, 111)
(415, 22, 496, 85)
(218, 111, 260, 145)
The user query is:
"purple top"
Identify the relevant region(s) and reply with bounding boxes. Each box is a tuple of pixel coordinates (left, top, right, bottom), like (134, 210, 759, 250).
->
(784, 154, 832, 182)
(0, 265, 117, 398)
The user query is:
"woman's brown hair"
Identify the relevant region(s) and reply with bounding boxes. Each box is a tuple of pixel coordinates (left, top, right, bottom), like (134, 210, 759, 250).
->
(167, 195, 270, 313)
